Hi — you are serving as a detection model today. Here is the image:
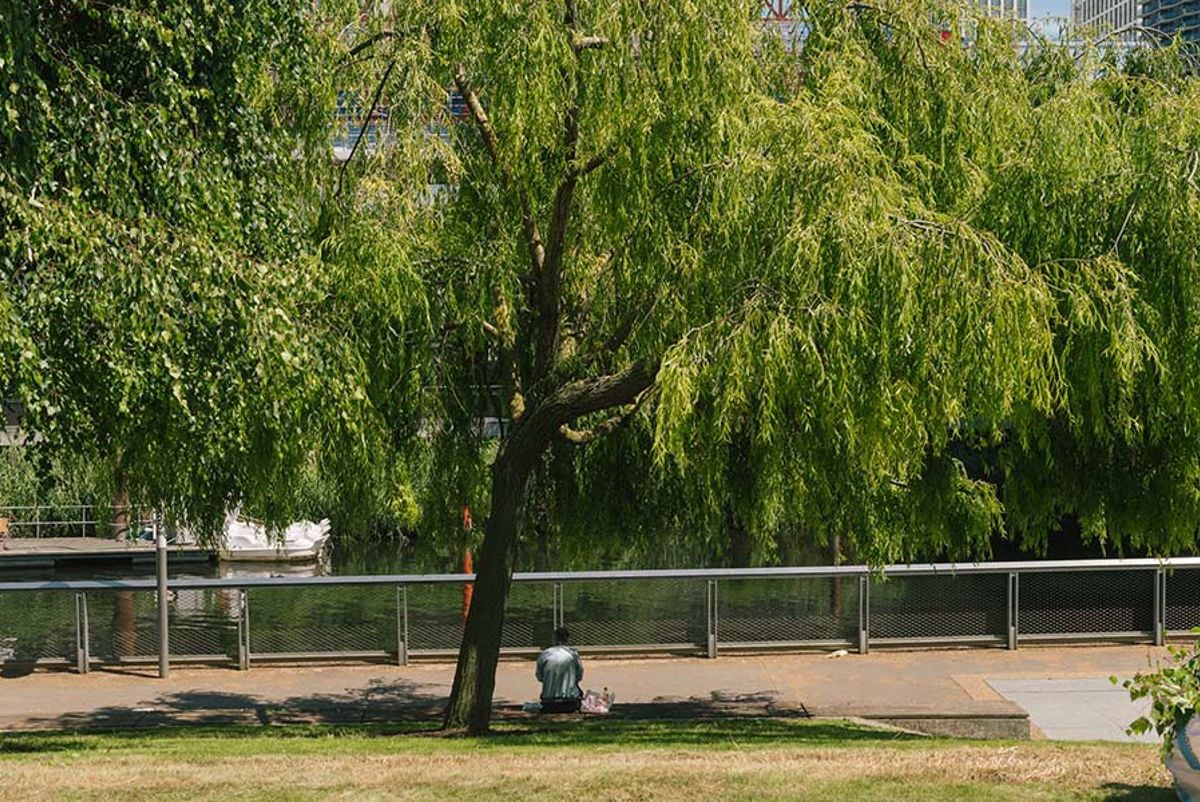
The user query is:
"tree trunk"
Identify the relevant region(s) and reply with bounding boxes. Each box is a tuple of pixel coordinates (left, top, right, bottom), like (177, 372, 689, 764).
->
(110, 486, 130, 542)
(441, 363, 658, 732)
(443, 453, 532, 733)
(726, 504, 751, 569)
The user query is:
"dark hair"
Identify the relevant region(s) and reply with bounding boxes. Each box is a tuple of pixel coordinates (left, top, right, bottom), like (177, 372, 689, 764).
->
(553, 626, 570, 644)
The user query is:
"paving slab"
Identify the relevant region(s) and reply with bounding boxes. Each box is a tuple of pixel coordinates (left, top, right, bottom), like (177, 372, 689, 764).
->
(987, 677, 1155, 743)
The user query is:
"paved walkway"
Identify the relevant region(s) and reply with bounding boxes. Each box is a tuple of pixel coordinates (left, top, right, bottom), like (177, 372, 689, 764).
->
(0, 644, 1169, 740)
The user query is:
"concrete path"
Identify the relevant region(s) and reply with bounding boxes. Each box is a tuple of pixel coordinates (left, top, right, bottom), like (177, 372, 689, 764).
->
(988, 677, 1155, 743)
(0, 644, 1170, 741)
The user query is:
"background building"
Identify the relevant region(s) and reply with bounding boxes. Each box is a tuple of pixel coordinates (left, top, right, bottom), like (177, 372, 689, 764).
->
(1073, 0, 1141, 37)
(972, 0, 1032, 20)
(1142, 0, 1200, 45)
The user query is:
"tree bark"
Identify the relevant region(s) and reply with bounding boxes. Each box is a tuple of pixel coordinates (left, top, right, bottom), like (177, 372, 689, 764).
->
(110, 486, 130, 542)
(442, 450, 533, 733)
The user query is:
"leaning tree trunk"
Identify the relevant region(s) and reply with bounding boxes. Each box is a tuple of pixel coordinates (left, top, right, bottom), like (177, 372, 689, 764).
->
(441, 363, 658, 732)
(443, 452, 533, 732)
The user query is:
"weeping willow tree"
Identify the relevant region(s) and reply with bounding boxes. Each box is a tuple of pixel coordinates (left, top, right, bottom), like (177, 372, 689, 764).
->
(0, 2, 381, 528)
(327, 0, 1200, 731)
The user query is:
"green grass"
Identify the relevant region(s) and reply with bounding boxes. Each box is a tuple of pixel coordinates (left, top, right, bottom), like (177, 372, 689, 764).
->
(0, 719, 1175, 800)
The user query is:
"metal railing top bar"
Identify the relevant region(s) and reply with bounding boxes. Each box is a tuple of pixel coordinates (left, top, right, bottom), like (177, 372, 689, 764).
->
(510, 557, 1200, 581)
(2, 556, 1199, 593)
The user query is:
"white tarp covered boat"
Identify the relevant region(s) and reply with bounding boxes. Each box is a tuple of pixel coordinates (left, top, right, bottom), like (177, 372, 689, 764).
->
(219, 513, 331, 563)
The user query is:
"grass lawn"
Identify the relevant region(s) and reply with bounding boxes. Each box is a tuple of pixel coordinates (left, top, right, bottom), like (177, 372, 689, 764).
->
(0, 718, 1175, 801)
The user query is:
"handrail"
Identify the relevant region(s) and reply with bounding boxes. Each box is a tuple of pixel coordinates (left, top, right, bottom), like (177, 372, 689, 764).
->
(1, 556, 1198, 593)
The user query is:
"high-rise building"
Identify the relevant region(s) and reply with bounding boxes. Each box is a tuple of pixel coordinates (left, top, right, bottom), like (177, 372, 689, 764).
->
(1073, 0, 1141, 35)
(1141, 0, 1200, 45)
(971, 0, 1031, 20)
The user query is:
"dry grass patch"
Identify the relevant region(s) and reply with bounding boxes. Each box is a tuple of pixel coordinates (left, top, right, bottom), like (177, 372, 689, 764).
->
(0, 719, 1174, 801)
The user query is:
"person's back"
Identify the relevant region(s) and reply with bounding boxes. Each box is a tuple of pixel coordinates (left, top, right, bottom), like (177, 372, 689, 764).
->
(536, 627, 583, 713)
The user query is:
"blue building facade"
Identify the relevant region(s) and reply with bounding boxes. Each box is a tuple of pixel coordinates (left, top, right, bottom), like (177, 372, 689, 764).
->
(1142, 0, 1200, 44)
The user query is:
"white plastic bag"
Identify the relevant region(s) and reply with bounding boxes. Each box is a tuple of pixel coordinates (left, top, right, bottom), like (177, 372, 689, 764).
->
(581, 688, 614, 714)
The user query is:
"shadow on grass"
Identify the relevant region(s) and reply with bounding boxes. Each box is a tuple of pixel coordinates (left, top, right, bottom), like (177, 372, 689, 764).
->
(478, 717, 926, 749)
(1100, 783, 1177, 801)
(0, 717, 922, 756)
(0, 735, 98, 754)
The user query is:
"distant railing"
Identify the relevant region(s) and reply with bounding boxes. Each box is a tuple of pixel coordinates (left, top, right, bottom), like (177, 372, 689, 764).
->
(2, 558, 1200, 672)
(0, 505, 135, 540)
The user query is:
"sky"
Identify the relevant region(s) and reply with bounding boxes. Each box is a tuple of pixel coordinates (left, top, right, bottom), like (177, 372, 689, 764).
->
(1031, 0, 1071, 17)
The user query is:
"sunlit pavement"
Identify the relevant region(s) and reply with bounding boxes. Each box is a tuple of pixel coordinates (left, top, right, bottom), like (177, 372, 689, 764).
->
(987, 677, 1156, 742)
(0, 644, 1171, 740)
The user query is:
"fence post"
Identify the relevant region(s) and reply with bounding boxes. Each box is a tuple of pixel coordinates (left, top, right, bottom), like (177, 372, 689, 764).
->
(1007, 572, 1019, 650)
(155, 518, 170, 679)
(706, 579, 719, 659)
(552, 582, 563, 630)
(396, 585, 409, 666)
(858, 573, 870, 654)
(1155, 568, 1166, 647)
(74, 592, 90, 674)
(237, 589, 250, 671)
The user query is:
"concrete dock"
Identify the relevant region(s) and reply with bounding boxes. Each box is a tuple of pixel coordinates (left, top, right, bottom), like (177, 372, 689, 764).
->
(0, 538, 216, 570)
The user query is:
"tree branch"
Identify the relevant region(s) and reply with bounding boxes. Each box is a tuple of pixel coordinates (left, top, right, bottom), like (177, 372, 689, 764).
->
(576, 150, 610, 177)
(334, 60, 396, 200)
(532, 0, 588, 383)
(342, 30, 404, 63)
(454, 63, 546, 276)
(503, 360, 660, 472)
(441, 319, 501, 338)
(572, 35, 608, 51)
(556, 389, 649, 445)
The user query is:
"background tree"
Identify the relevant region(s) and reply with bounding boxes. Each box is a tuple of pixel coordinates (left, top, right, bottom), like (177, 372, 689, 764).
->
(0, 1, 377, 530)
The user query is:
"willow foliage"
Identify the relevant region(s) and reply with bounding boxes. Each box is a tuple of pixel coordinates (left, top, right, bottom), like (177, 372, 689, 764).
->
(4, 0, 1200, 566)
(0, 2, 371, 532)
(330, 1, 1200, 567)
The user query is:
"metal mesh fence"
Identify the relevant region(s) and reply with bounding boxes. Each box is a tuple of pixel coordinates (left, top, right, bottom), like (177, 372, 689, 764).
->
(88, 589, 238, 660)
(403, 581, 554, 652)
(560, 579, 707, 648)
(405, 582, 470, 652)
(1019, 569, 1154, 636)
(248, 584, 396, 656)
(0, 590, 76, 662)
(870, 573, 1007, 641)
(1165, 568, 1200, 633)
(3, 562, 1187, 671)
(718, 577, 859, 644)
(500, 582, 554, 650)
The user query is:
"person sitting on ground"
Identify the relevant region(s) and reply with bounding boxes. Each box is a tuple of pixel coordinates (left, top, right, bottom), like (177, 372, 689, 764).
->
(536, 626, 584, 713)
